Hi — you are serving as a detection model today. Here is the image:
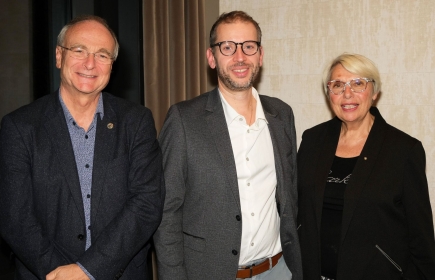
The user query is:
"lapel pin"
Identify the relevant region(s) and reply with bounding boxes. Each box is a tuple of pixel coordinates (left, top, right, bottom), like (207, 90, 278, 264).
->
(364, 157, 367, 160)
(107, 123, 114, 129)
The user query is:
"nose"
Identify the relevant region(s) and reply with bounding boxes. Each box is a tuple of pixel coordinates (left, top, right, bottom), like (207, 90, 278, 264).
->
(83, 53, 96, 69)
(233, 45, 246, 61)
(343, 82, 353, 99)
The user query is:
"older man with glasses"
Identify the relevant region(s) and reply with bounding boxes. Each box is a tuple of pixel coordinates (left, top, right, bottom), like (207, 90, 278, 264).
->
(0, 15, 164, 280)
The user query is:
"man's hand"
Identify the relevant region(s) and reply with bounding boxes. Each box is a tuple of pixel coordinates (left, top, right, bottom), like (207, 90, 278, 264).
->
(46, 264, 90, 280)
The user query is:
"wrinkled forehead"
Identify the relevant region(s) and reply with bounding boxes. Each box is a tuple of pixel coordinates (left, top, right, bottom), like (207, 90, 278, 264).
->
(65, 20, 115, 51)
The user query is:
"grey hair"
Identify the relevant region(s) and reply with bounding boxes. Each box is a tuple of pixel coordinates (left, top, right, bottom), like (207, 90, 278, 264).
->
(57, 15, 119, 60)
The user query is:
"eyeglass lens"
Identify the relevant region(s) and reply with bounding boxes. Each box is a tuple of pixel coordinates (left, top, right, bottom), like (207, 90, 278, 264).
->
(328, 79, 369, 94)
(64, 47, 112, 64)
(219, 41, 259, 56)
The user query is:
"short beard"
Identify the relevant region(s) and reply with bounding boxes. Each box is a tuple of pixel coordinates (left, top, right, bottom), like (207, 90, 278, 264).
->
(216, 62, 260, 92)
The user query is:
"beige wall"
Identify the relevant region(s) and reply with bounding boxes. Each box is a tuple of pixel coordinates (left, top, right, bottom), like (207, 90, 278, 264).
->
(220, 1, 435, 225)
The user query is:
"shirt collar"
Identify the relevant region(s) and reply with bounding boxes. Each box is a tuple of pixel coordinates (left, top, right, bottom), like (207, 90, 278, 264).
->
(219, 87, 268, 127)
(59, 91, 105, 123)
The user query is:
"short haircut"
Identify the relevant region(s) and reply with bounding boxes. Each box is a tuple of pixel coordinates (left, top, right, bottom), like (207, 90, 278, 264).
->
(323, 53, 382, 96)
(209, 10, 262, 47)
(57, 15, 119, 60)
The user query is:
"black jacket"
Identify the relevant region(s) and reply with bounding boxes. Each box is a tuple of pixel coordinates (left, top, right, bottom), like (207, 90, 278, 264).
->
(297, 107, 435, 280)
(0, 91, 165, 279)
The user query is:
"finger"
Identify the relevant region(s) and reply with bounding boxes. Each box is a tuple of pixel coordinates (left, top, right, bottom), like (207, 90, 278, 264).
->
(46, 269, 57, 280)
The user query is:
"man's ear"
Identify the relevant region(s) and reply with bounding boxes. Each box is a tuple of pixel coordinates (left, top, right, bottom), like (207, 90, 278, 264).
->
(55, 46, 63, 69)
(258, 46, 264, 67)
(206, 48, 216, 69)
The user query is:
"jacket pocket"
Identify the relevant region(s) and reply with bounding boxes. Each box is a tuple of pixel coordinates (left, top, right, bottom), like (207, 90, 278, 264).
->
(375, 245, 408, 279)
(183, 232, 205, 252)
(107, 154, 129, 169)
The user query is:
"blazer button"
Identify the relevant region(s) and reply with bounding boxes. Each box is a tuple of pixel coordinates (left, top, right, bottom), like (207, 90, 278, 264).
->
(232, 249, 238, 255)
(77, 234, 84, 240)
(236, 215, 241, 221)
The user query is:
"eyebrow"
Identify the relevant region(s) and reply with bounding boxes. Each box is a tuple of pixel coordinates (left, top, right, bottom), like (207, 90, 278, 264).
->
(69, 44, 113, 56)
(330, 78, 363, 82)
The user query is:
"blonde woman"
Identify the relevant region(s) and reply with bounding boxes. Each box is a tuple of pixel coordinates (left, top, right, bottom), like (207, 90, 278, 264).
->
(297, 53, 435, 280)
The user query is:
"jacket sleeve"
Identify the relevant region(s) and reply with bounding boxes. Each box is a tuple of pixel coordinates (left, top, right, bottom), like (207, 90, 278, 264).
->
(153, 105, 189, 280)
(402, 141, 435, 279)
(0, 115, 70, 278)
(77, 109, 165, 279)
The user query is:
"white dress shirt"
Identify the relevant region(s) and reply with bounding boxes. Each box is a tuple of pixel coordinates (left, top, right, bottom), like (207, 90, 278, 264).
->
(219, 88, 282, 265)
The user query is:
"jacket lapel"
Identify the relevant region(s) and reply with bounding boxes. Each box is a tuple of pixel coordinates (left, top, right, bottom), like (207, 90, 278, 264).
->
(340, 107, 387, 244)
(90, 93, 117, 224)
(204, 89, 241, 210)
(314, 118, 341, 232)
(43, 92, 86, 224)
(261, 98, 287, 208)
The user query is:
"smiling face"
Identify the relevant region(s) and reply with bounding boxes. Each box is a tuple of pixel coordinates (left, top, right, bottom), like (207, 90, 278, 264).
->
(206, 21, 263, 94)
(55, 20, 115, 97)
(329, 63, 378, 126)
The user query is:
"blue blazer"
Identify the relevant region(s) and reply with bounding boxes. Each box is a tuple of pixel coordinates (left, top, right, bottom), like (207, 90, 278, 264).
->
(297, 107, 435, 280)
(0, 91, 165, 279)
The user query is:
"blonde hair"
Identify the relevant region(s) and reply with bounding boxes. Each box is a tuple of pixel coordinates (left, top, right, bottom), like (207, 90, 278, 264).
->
(323, 53, 381, 96)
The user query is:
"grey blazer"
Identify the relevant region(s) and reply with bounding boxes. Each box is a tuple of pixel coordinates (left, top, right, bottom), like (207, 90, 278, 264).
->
(154, 88, 302, 280)
(0, 91, 165, 280)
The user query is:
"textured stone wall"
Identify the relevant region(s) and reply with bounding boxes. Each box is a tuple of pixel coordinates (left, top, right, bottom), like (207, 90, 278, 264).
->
(220, 0, 435, 225)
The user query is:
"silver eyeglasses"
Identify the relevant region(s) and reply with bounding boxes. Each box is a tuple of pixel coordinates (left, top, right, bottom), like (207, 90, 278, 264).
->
(58, 45, 114, 64)
(327, 78, 374, 95)
(210, 40, 261, 56)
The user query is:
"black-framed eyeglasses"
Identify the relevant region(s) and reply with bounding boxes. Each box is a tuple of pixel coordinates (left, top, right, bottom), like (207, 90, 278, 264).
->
(58, 45, 114, 64)
(327, 78, 374, 95)
(210, 40, 261, 56)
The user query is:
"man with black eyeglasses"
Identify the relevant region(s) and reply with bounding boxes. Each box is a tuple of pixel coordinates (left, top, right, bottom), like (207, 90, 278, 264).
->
(0, 15, 164, 280)
(154, 10, 302, 280)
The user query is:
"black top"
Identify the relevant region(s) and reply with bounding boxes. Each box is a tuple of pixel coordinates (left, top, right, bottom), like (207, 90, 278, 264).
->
(320, 156, 358, 278)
